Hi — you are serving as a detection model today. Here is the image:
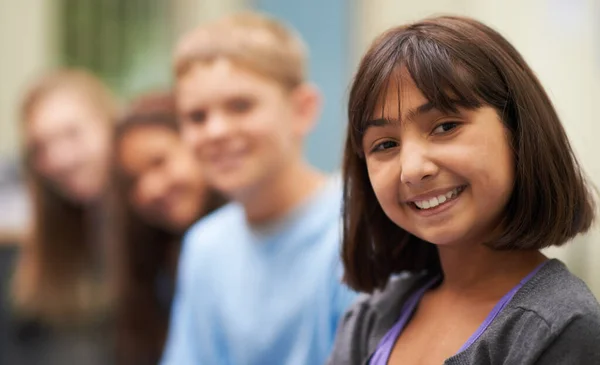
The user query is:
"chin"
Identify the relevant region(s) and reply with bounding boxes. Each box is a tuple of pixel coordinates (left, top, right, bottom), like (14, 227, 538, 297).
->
(411, 228, 465, 247)
(175, 214, 199, 231)
(212, 180, 245, 197)
(63, 186, 97, 204)
(165, 220, 187, 233)
(211, 170, 262, 197)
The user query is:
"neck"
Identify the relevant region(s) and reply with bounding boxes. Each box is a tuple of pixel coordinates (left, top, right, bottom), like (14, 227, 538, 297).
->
(436, 244, 547, 298)
(240, 159, 326, 225)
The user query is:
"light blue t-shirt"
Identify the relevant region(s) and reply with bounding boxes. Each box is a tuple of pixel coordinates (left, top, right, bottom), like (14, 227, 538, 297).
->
(161, 177, 357, 365)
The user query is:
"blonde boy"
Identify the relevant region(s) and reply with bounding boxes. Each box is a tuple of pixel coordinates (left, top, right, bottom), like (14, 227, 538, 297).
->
(161, 12, 356, 365)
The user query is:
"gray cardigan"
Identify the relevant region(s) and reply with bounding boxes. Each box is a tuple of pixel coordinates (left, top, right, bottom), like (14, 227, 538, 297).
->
(328, 259, 600, 365)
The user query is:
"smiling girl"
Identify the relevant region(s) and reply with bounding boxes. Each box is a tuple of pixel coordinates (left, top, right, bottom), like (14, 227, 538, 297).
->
(112, 92, 225, 365)
(329, 16, 600, 365)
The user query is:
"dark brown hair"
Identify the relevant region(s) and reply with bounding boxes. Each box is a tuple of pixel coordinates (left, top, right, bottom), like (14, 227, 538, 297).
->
(13, 69, 118, 324)
(342, 16, 597, 293)
(111, 91, 225, 365)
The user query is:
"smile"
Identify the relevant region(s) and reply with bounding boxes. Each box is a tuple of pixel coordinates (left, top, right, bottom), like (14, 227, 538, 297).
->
(209, 152, 246, 170)
(411, 185, 466, 210)
(207, 147, 249, 167)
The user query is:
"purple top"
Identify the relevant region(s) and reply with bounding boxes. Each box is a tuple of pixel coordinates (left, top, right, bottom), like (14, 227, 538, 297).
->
(369, 261, 549, 365)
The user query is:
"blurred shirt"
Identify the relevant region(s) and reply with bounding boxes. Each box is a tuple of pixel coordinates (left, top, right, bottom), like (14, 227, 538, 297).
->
(161, 176, 357, 365)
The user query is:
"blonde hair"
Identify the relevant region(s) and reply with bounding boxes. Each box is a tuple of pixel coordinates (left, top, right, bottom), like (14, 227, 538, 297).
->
(174, 12, 308, 90)
(13, 68, 118, 325)
(21, 68, 118, 125)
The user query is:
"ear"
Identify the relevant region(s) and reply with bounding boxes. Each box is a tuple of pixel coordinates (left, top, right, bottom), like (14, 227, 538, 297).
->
(290, 83, 322, 137)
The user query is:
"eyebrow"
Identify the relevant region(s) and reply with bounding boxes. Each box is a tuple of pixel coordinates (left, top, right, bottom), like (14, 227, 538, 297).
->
(365, 101, 437, 129)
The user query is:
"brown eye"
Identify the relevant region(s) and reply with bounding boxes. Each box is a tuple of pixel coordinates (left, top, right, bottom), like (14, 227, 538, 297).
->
(432, 122, 459, 135)
(150, 155, 166, 168)
(371, 140, 398, 152)
(188, 110, 207, 124)
(227, 98, 254, 114)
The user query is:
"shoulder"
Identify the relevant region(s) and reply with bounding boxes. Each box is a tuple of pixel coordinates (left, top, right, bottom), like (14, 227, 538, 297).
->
(533, 311, 600, 364)
(328, 272, 429, 365)
(177, 203, 245, 275)
(453, 260, 600, 364)
(280, 174, 343, 247)
(307, 174, 343, 221)
(185, 203, 244, 240)
(512, 259, 600, 359)
(183, 204, 244, 251)
(510, 259, 600, 328)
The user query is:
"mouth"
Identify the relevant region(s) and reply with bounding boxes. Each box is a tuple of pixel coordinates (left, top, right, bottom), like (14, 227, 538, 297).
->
(409, 185, 467, 212)
(208, 150, 247, 170)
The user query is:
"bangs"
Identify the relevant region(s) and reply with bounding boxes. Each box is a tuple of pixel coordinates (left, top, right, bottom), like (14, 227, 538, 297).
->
(342, 15, 596, 292)
(349, 28, 506, 154)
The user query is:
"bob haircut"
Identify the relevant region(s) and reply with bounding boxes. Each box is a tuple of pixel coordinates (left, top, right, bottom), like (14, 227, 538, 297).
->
(342, 16, 597, 293)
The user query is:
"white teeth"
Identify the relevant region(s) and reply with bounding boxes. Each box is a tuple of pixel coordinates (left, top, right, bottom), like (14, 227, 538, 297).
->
(414, 187, 461, 210)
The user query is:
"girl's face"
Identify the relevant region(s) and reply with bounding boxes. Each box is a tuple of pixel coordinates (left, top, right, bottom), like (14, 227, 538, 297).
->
(118, 125, 209, 232)
(27, 88, 111, 202)
(362, 70, 515, 247)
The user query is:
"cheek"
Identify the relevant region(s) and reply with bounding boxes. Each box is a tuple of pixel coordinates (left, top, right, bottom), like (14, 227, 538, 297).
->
(172, 172, 196, 197)
(180, 192, 202, 214)
(252, 105, 293, 142)
(367, 160, 401, 213)
(79, 127, 106, 156)
(485, 155, 514, 209)
(131, 175, 157, 209)
(171, 153, 201, 186)
(131, 189, 150, 213)
(33, 157, 51, 176)
(33, 144, 59, 174)
(466, 137, 515, 210)
(243, 123, 282, 159)
(479, 130, 513, 176)
(181, 123, 207, 151)
(187, 168, 207, 195)
(247, 110, 275, 135)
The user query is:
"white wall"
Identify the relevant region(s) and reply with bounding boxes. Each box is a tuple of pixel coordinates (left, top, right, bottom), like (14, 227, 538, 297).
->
(0, 0, 250, 160)
(0, 0, 56, 158)
(172, 0, 248, 37)
(355, 0, 600, 296)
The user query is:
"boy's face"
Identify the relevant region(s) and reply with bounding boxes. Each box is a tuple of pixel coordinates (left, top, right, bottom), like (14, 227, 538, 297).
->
(177, 59, 308, 199)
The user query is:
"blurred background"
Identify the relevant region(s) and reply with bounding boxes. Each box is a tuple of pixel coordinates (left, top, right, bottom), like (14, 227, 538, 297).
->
(1, 0, 599, 341)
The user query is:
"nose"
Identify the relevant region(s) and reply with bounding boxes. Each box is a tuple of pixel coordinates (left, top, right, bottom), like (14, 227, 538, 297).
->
(182, 122, 204, 151)
(399, 141, 439, 185)
(182, 112, 231, 151)
(140, 173, 169, 205)
(45, 141, 79, 175)
(204, 112, 231, 141)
